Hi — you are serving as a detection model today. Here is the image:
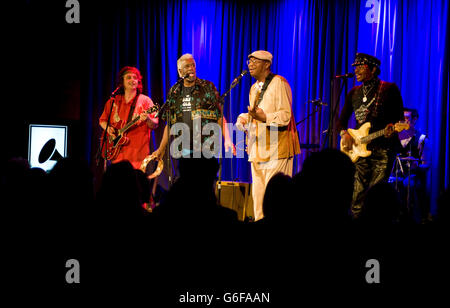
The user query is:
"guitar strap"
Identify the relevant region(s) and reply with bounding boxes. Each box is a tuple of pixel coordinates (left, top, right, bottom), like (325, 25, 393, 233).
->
(255, 73, 276, 107)
(126, 94, 140, 124)
(368, 80, 386, 122)
(247, 73, 277, 158)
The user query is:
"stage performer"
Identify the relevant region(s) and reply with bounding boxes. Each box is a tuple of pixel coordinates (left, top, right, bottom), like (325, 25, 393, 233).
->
(99, 66, 158, 169)
(152, 53, 235, 162)
(338, 53, 404, 219)
(396, 107, 430, 224)
(235, 50, 300, 221)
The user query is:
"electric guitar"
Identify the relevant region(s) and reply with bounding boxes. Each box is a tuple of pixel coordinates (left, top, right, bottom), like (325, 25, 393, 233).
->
(340, 122, 409, 162)
(100, 105, 159, 160)
(245, 82, 264, 153)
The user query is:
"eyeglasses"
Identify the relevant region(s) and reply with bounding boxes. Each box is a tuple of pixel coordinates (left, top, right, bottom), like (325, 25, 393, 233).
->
(246, 58, 263, 66)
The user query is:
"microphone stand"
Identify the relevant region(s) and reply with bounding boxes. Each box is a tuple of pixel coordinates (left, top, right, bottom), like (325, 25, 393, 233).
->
(158, 77, 185, 188)
(217, 77, 243, 203)
(296, 100, 325, 153)
(96, 92, 118, 171)
(296, 100, 325, 126)
(324, 76, 349, 149)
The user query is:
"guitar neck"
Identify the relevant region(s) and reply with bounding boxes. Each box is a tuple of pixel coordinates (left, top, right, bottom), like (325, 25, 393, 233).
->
(119, 107, 155, 135)
(119, 116, 140, 135)
(360, 128, 385, 144)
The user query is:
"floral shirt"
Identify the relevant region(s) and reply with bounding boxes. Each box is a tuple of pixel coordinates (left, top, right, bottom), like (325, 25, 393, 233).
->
(162, 78, 222, 147)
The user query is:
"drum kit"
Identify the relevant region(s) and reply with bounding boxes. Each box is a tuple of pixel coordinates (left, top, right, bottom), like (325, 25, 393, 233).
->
(390, 155, 419, 214)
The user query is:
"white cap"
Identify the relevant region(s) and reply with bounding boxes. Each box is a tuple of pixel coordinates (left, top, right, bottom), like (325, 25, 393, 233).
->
(248, 50, 273, 64)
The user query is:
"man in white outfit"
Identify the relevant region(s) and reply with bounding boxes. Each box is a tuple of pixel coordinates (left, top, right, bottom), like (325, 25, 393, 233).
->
(235, 50, 300, 221)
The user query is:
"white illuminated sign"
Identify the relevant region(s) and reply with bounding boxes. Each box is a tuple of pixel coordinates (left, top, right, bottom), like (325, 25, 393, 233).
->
(28, 124, 68, 171)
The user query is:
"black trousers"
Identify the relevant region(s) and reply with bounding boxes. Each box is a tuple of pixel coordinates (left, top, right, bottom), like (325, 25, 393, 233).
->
(352, 148, 395, 218)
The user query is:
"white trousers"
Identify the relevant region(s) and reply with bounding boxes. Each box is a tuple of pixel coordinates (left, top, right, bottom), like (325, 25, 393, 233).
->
(250, 157, 294, 221)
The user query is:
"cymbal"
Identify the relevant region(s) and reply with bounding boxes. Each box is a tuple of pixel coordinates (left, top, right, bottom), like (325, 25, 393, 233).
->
(399, 156, 419, 161)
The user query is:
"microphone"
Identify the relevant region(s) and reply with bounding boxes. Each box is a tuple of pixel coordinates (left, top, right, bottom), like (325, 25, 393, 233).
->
(158, 73, 191, 118)
(176, 73, 191, 84)
(174, 73, 190, 86)
(307, 99, 328, 106)
(232, 70, 248, 85)
(110, 86, 122, 97)
(334, 72, 354, 79)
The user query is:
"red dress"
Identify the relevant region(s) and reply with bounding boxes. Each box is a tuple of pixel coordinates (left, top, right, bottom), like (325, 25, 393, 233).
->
(99, 94, 157, 169)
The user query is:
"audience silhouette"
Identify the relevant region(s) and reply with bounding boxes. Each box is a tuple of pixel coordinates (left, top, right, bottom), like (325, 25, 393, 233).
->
(152, 157, 238, 227)
(257, 172, 293, 225)
(292, 149, 355, 227)
(435, 187, 449, 227)
(358, 181, 402, 226)
(96, 160, 150, 222)
(47, 157, 94, 229)
(1, 150, 447, 292)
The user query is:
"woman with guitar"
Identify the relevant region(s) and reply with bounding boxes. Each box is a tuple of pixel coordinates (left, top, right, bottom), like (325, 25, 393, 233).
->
(337, 53, 405, 220)
(99, 66, 158, 169)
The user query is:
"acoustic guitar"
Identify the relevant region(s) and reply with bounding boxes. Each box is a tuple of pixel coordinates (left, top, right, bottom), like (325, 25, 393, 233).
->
(100, 105, 159, 160)
(340, 122, 409, 162)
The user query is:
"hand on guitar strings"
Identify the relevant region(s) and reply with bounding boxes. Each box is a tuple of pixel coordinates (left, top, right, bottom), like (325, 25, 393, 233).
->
(107, 127, 117, 138)
(341, 131, 354, 151)
(384, 123, 395, 138)
(138, 113, 158, 129)
(248, 106, 267, 122)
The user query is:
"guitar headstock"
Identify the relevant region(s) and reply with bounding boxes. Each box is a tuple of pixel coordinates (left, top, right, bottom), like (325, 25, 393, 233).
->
(394, 122, 410, 132)
(145, 105, 159, 114)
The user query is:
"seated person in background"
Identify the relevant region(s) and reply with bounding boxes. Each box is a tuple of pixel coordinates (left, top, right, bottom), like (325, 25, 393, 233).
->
(394, 107, 431, 224)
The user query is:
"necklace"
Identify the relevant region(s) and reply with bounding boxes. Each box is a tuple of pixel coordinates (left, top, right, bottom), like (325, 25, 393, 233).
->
(362, 83, 375, 103)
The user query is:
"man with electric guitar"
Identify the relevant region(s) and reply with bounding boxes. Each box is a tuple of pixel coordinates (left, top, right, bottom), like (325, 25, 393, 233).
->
(99, 66, 159, 169)
(338, 53, 405, 219)
(235, 50, 300, 222)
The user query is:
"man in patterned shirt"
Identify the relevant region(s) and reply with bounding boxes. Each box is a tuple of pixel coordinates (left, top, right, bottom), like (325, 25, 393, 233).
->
(153, 54, 234, 165)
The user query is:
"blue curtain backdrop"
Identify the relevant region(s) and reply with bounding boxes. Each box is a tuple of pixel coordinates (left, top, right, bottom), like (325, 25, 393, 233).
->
(85, 0, 449, 214)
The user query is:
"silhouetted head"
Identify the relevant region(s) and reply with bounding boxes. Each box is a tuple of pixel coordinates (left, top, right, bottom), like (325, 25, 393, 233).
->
(262, 172, 292, 223)
(97, 160, 144, 218)
(359, 182, 401, 225)
(293, 149, 355, 224)
(178, 157, 219, 184)
(134, 169, 151, 205)
(48, 157, 93, 202)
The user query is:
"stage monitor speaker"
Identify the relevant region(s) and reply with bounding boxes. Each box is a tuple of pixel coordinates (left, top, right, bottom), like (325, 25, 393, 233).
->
(216, 181, 253, 221)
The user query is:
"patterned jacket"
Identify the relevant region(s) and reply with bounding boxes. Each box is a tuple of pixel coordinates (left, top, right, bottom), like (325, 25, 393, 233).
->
(162, 78, 222, 127)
